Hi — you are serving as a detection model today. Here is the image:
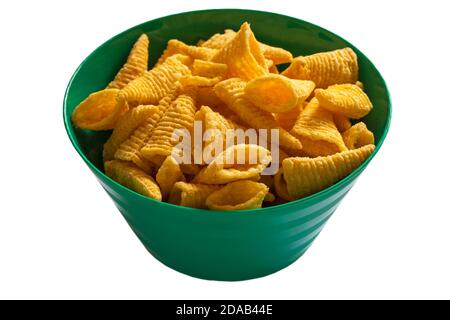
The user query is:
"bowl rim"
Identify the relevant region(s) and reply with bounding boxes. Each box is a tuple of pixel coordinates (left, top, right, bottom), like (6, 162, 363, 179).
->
(63, 8, 392, 215)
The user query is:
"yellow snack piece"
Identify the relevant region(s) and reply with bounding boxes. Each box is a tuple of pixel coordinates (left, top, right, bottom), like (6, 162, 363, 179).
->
(104, 160, 162, 201)
(333, 114, 352, 132)
(156, 156, 186, 199)
(269, 64, 279, 74)
(107, 34, 149, 89)
(194, 105, 236, 163)
(114, 90, 178, 172)
(192, 59, 228, 78)
(282, 48, 358, 88)
(206, 180, 269, 210)
(200, 29, 236, 49)
(291, 98, 347, 157)
(342, 122, 375, 149)
(156, 39, 217, 66)
(169, 182, 221, 209)
(264, 192, 276, 203)
(281, 144, 375, 199)
(212, 23, 268, 80)
(103, 105, 158, 161)
(259, 42, 293, 65)
(201, 29, 292, 65)
(214, 78, 303, 153)
(244, 74, 315, 113)
(315, 84, 373, 119)
(119, 54, 191, 107)
(274, 102, 305, 131)
(140, 89, 197, 166)
(179, 75, 221, 88)
(72, 89, 128, 131)
(180, 163, 201, 176)
(274, 169, 295, 202)
(193, 144, 272, 184)
(197, 86, 227, 110)
(355, 81, 364, 90)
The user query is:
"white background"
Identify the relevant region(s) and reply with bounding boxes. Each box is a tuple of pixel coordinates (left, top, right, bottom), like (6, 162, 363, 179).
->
(1, 0, 449, 300)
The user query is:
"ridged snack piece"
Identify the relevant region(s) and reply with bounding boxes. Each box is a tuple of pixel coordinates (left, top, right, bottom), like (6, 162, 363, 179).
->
(280, 144, 375, 199)
(114, 90, 178, 172)
(342, 122, 375, 149)
(196, 86, 226, 110)
(103, 105, 158, 161)
(214, 78, 303, 153)
(169, 181, 221, 209)
(205, 180, 269, 210)
(274, 169, 295, 202)
(333, 114, 352, 132)
(199, 29, 236, 49)
(258, 42, 293, 65)
(212, 23, 268, 80)
(179, 75, 221, 88)
(201, 29, 293, 64)
(156, 156, 186, 199)
(244, 74, 315, 113)
(193, 144, 271, 185)
(119, 54, 191, 107)
(282, 48, 358, 88)
(104, 160, 162, 201)
(156, 39, 217, 66)
(315, 83, 373, 119)
(107, 34, 149, 89)
(192, 59, 228, 78)
(274, 102, 305, 131)
(140, 89, 197, 166)
(291, 98, 347, 157)
(194, 105, 236, 163)
(71, 88, 128, 131)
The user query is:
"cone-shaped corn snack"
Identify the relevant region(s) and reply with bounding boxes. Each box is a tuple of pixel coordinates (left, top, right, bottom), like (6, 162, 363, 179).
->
(201, 29, 293, 64)
(212, 23, 267, 80)
(114, 90, 178, 172)
(291, 98, 347, 157)
(315, 84, 373, 119)
(103, 105, 158, 161)
(274, 102, 305, 131)
(333, 114, 352, 132)
(259, 42, 293, 65)
(342, 122, 375, 149)
(72, 89, 128, 131)
(120, 54, 191, 107)
(192, 59, 228, 78)
(193, 144, 271, 185)
(214, 78, 303, 153)
(104, 160, 162, 201)
(282, 48, 358, 88)
(169, 182, 221, 209)
(244, 74, 315, 113)
(107, 34, 149, 89)
(179, 75, 221, 88)
(140, 89, 197, 166)
(156, 39, 217, 66)
(156, 156, 186, 199)
(205, 180, 269, 210)
(283, 144, 375, 199)
(200, 29, 236, 49)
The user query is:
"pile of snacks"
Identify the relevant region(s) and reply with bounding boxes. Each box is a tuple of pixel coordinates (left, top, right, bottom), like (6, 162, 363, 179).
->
(72, 22, 375, 210)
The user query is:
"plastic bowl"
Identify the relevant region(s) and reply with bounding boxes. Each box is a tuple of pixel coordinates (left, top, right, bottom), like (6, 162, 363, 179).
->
(63, 9, 391, 281)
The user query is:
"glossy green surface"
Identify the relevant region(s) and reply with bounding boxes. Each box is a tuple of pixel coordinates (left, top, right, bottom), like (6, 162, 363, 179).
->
(63, 9, 391, 281)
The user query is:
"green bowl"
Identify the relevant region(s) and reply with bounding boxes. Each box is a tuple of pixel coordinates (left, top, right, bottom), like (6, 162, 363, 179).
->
(63, 9, 391, 281)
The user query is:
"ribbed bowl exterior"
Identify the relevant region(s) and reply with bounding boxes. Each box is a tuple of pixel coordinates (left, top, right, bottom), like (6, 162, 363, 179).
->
(64, 9, 391, 281)
(96, 171, 358, 281)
